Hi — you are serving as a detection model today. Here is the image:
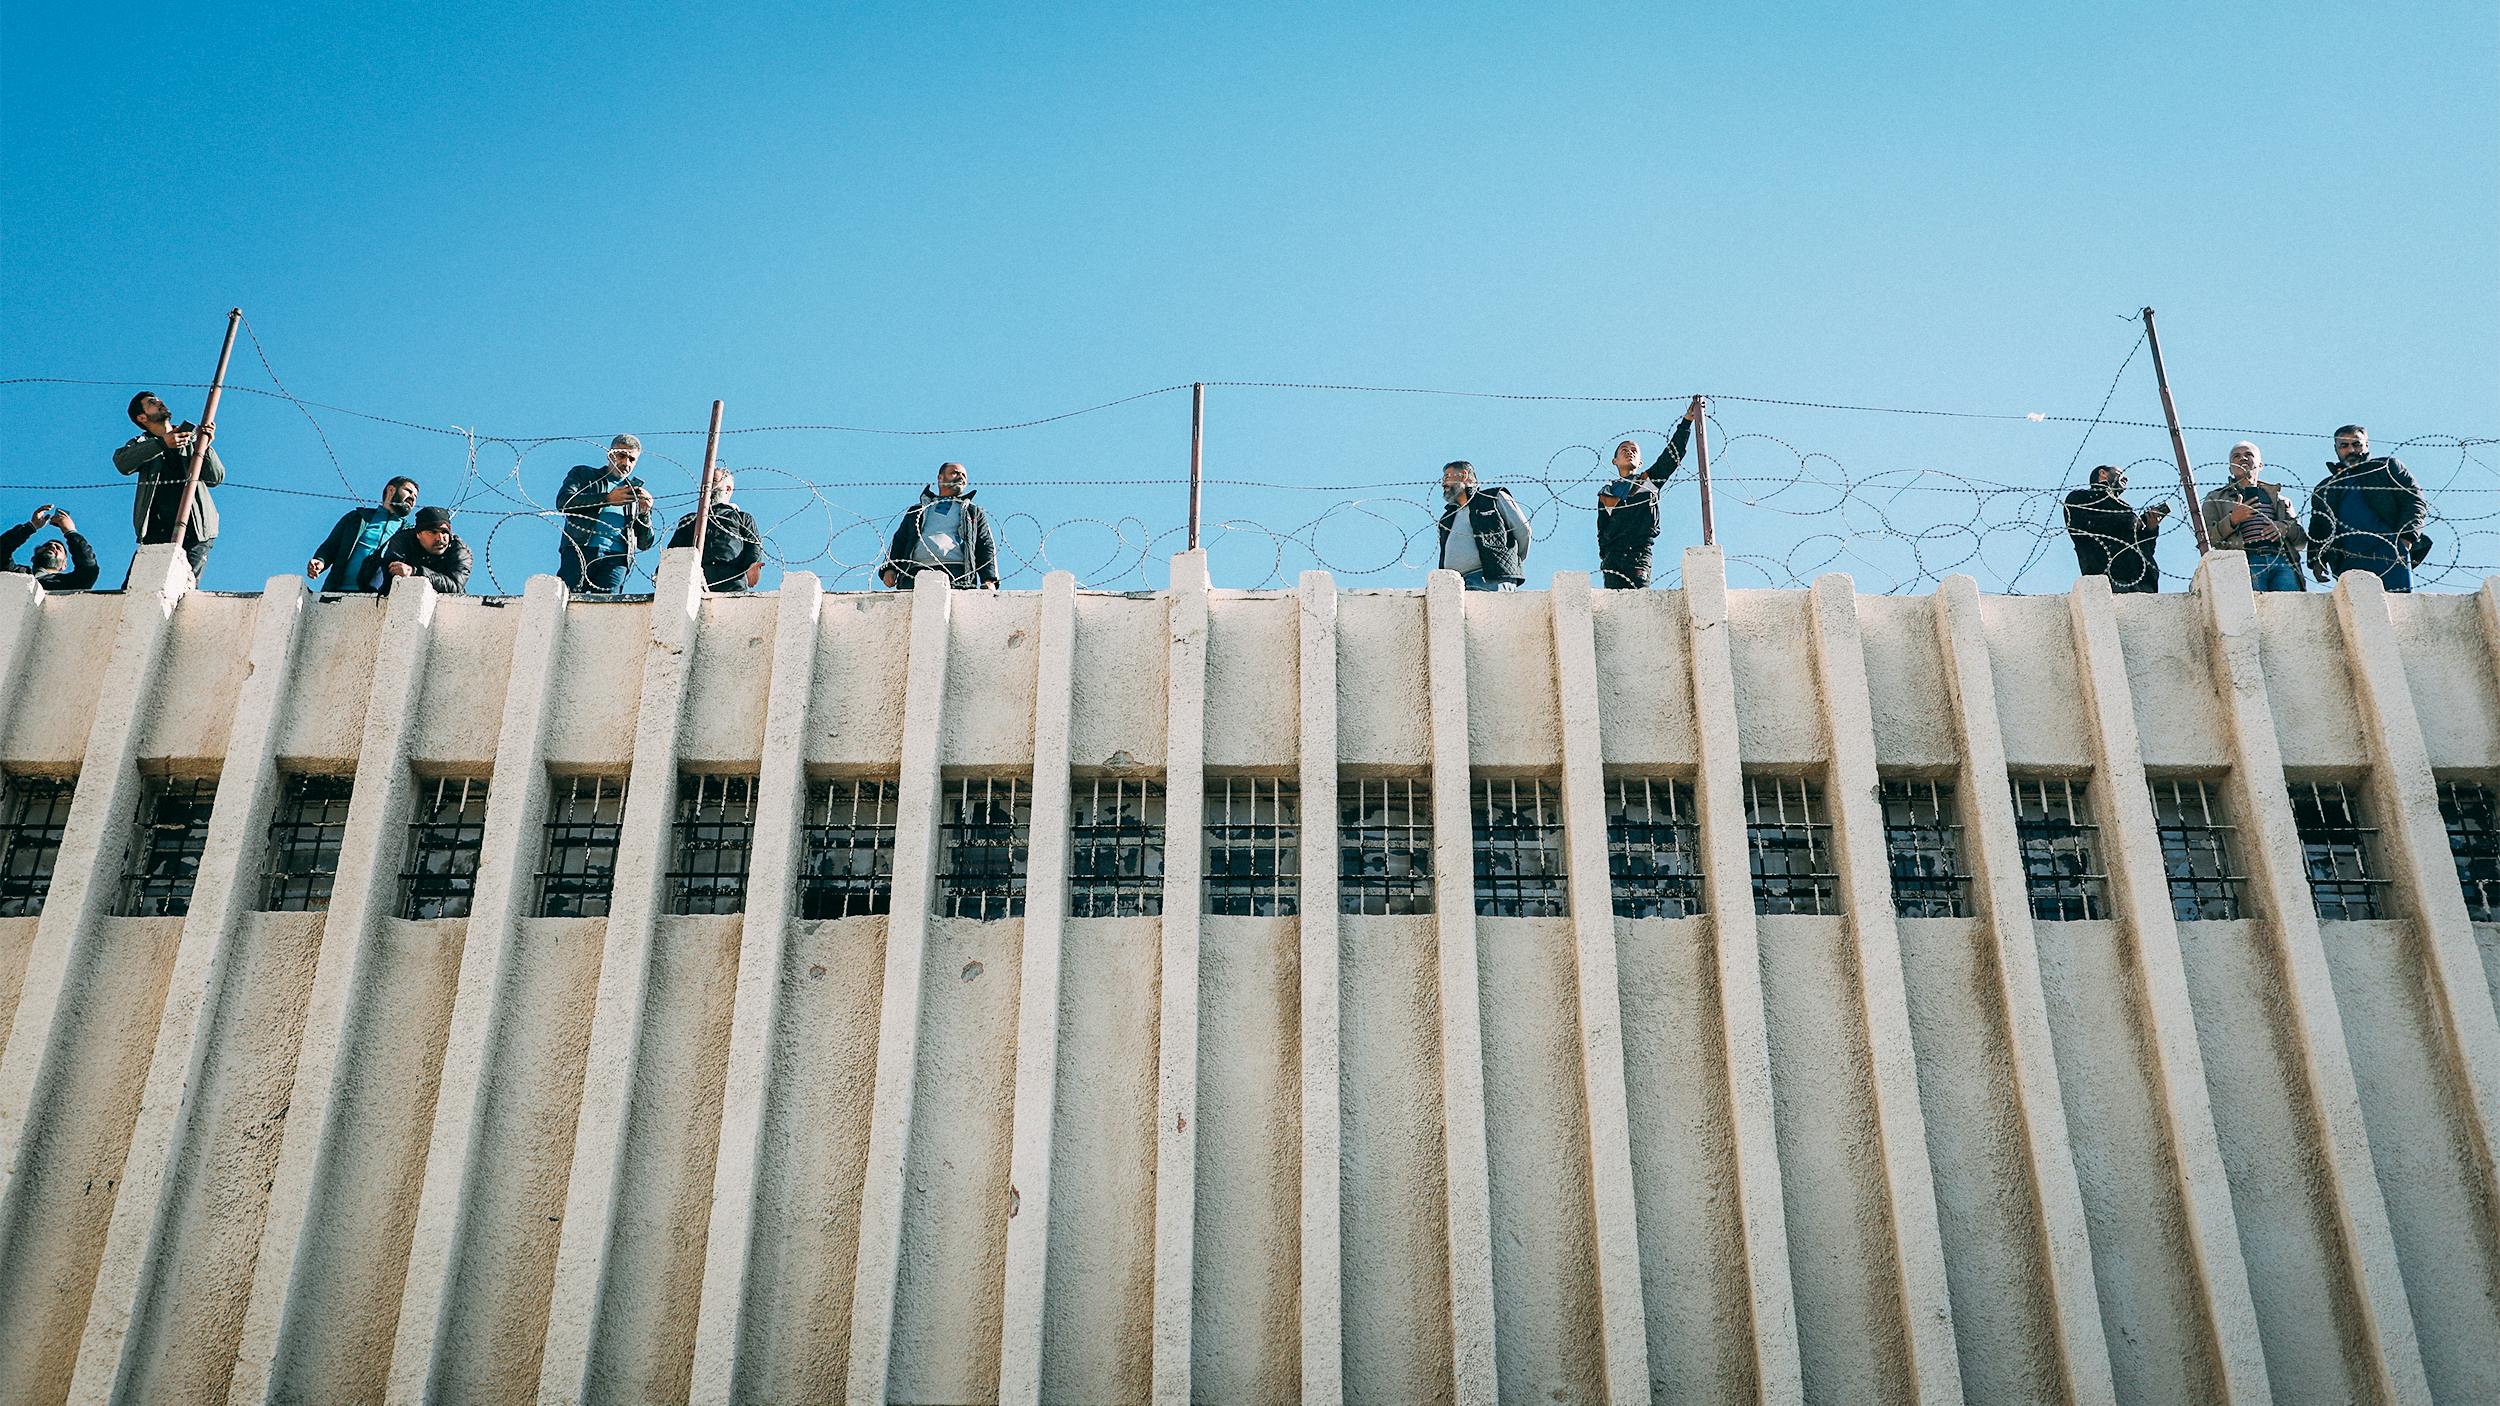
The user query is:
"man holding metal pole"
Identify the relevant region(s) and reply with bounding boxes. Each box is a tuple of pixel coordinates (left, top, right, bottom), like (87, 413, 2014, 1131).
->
(1594, 395, 1705, 588)
(114, 390, 223, 578)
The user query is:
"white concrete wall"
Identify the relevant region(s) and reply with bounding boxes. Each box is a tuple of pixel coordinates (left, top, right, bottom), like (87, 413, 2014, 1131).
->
(0, 549, 2494, 1404)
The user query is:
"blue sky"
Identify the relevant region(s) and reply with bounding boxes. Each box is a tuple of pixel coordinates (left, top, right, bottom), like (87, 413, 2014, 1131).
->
(3, 1, 2493, 593)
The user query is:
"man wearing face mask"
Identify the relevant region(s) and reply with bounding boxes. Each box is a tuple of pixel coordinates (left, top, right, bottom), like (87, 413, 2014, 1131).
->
(2062, 464, 2168, 593)
(305, 475, 421, 593)
(1594, 397, 1704, 589)
(2200, 442, 2306, 592)
(881, 461, 999, 589)
(1436, 461, 1533, 590)
(2306, 424, 2427, 591)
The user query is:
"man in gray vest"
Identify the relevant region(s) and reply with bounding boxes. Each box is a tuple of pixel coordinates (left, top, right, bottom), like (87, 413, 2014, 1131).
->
(1434, 461, 1532, 590)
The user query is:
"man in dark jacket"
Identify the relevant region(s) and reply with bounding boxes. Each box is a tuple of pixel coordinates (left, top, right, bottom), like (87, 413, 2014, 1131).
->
(0, 504, 100, 592)
(114, 391, 223, 578)
(305, 476, 419, 593)
(2307, 424, 2427, 592)
(2063, 464, 2169, 593)
(1595, 397, 1703, 588)
(365, 506, 471, 594)
(1436, 461, 1533, 589)
(667, 471, 765, 591)
(881, 462, 998, 589)
(555, 434, 656, 593)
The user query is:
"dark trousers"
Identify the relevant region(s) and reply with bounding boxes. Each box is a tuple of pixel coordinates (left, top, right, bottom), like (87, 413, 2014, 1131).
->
(130, 532, 211, 586)
(1599, 552, 1653, 589)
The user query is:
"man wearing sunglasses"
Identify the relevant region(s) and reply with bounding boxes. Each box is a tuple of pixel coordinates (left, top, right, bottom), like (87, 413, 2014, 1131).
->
(555, 433, 656, 593)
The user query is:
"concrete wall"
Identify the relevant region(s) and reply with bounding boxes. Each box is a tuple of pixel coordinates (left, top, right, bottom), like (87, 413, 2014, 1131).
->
(0, 546, 2496, 1404)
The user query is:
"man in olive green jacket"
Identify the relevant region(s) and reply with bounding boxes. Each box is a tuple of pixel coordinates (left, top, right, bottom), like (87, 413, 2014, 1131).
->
(114, 390, 224, 579)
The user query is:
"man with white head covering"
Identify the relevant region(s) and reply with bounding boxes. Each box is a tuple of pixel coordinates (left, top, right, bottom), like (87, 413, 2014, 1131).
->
(2200, 441, 2307, 591)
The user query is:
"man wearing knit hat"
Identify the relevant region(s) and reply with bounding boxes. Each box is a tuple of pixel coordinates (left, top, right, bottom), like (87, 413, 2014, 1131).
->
(365, 506, 471, 594)
(554, 433, 656, 593)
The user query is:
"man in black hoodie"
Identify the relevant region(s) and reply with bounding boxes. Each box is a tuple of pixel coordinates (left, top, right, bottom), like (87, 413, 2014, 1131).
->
(0, 504, 100, 592)
(1595, 397, 1704, 588)
(881, 462, 999, 589)
(667, 471, 765, 591)
(365, 506, 471, 594)
(2063, 464, 2169, 593)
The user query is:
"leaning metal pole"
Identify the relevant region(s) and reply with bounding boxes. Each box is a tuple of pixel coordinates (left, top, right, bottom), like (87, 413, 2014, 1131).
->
(1692, 396, 1716, 547)
(2141, 307, 2212, 553)
(168, 308, 243, 556)
(690, 398, 725, 570)
(1187, 382, 1205, 552)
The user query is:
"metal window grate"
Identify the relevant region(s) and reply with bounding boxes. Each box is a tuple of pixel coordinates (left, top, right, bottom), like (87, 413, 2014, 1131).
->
(123, 776, 218, 917)
(937, 775, 1030, 919)
(2439, 780, 2500, 922)
(1746, 775, 1838, 915)
(2011, 777, 2109, 920)
(0, 774, 75, 918)
(400, 776, 490, 919)
(668, 773, 758, 915)
(800, 778, 899, 919)
(1205, 776, 1299, 916)
(1340, 776, 1434, 915)
(1474, 777, 1567, 917)
(1069, 776, 1165, 917)
(2150, 778, 2246, 921)
(261, 774, 354, 911)
(536, 774, 627, 918)
(2289, 780, 2389, 920)
(1606, 777, 1704, 918)
(1881, 779, 1971, 918)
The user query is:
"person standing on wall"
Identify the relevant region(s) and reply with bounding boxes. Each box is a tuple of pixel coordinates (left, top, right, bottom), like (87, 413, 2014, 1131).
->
(881, 461, 998, 589)
(555, 433, 656, 593)
(2200, 442, 2306, 592)
(304, 475, 420, 593)
(114, 391, 222, 579)
(366, 506, 471, 594)
(1594, 396, 1704, 589)
(2307, 423, 2428, 592)
(1436, 460, 1533, 590)
(0, 503, 100, 592)
(667, 469, 765, 591)
(2062, 463, 2168, 593)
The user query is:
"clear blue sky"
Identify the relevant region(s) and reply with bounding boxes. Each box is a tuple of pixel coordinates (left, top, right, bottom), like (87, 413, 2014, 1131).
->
(4, 1, 2494, 593)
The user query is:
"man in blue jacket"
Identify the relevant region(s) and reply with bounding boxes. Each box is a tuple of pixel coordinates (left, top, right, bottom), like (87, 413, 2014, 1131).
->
(555, 434, 656, 593)
(2307, 424, 2427, 592)
(305, 476, 419, 592)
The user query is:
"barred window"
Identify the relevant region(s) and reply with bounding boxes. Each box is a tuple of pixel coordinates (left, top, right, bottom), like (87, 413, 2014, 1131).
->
(0, 774, 75, 918)
(1205, 776, 1298, 916)
(1606, 776, 1703, 918)
(668, 774, 757, 915)
(1068, 777, 1165, 917)
(2011, 777, 2108, 921)
(937, 775, 1030, 919)
(1880, 779, 1970, 918)
(261, 774, 354, 911)
(123, 776, 218, 917)
(1474, 777, 1567, 917)
(1746, 775, 1837, 915)
(800, 778, 899, 919)
(1340, 776, 1433, 916)
(2439, 780, 2500, 922)
(536, 774, 627, 918)
(2150, 778, 2246, 921)
(2289, 780, 2389, 920)
(401, 776, 490, 919)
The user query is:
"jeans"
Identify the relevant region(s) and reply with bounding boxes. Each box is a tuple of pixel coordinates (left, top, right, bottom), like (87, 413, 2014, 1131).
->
(2325, 553, 2412, 593)
(2246, 555, 2304, 593)
(1460, 570, 1515, 591)
(560, 543, 633, 594)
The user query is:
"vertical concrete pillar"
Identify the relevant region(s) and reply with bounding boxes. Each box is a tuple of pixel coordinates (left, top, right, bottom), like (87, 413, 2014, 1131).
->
(2336, 574, 2500, 1181)
(1801, 574, 1965, 1406)
(1294, 569, 1346, 1406)
(996, 571, 1079, 1406)
(0, 545, 192, 1212)
(1928, 577, 2121, 1406)
(67, 578, 309, 1404)
(229, 575, 444, 1405)
(1423, 568, 1498, 1406)
(1150, 552, 1209, 1404)
(0, 575, 40, 744)
(1546, 572, 1653, 1404)
(385, 574, 571, 1404)
(842, 572, 956, 1406)
(687, 572, 824, 1403)
(533, 546, 706, 1404)
(1679, 545, 1807, 1406)
(2184, 557, 2429, 1403)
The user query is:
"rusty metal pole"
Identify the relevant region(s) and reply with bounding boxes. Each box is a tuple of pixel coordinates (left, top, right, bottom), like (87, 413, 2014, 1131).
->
(167, 308, 243, 554)
(1187, 382, 1205, 552)
(1692, 396, 1716, 547)
(690, 398, 724, 577)
(2141, 307, 2212, 554)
